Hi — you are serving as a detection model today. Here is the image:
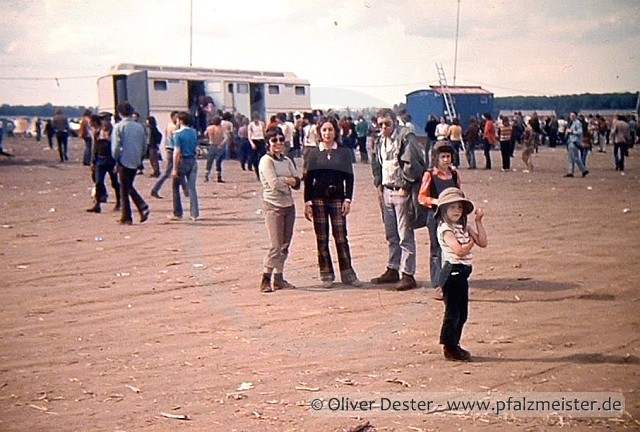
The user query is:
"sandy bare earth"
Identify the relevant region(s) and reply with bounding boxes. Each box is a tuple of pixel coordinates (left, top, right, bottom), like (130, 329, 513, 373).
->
(0, 135, 639, 432)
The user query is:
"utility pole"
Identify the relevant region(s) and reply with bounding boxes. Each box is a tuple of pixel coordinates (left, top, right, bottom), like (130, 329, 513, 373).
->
(453, 0, 461, 86)
(189, 0, 193, 67)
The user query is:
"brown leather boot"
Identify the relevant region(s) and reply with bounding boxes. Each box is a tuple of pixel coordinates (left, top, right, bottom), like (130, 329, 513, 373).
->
(260, 273, 273, 293)
(370, 268, 400, 284)
(394, 273, 417, 291)
(443, 345, 471, 361)
(273, 273, 295, 290)
(86, 202, 101, 213)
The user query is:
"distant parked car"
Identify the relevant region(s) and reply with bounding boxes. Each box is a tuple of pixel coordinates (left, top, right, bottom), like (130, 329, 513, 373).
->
(12, 117, 30, 135)
(1, 118, 16, 137)
(68, 118, 81, 137)
(0, 118, 16, 136)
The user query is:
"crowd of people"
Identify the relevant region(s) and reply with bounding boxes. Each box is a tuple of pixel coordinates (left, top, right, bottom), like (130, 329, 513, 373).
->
(422, 111, 638, 177)
(11, 102, 636, 362)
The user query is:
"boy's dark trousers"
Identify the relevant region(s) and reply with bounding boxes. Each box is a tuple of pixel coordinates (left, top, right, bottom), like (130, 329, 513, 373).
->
(55, 131, 69, 161)
(94, 157, 121, 207)
(439, 263, 473, 348)
(118, 166, 147, 223)
(483, 140, 492, 169)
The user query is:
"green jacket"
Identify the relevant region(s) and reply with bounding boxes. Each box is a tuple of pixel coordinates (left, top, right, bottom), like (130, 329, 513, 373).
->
(371, 126, 426, 191)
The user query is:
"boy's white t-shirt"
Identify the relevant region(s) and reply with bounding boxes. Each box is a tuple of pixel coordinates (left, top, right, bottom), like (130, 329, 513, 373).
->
(437, 221, 473, 265)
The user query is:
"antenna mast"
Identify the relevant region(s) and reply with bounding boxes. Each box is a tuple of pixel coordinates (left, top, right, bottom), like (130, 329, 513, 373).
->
(189, 0, 193, 67)
(453, 0, 461, 86)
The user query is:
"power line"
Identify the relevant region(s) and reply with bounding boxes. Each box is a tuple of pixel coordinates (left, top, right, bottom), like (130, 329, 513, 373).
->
(323, 81, 439, 89)
(0, 72, 538, 94)
(0, 75, 97, 81)
(455, 78, 545, 96)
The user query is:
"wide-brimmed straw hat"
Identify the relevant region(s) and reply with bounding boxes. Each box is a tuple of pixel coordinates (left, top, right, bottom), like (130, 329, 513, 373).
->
(435, 187, 474, 218)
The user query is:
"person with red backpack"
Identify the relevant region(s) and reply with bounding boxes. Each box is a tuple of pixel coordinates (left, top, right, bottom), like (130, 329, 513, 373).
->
(418, 142, 461, 300)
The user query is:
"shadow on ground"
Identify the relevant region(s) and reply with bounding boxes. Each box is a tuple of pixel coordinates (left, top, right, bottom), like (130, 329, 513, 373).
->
(0, 157, 65, 169)
(471, 278, 579, 292)
(472, 352, 639, 365)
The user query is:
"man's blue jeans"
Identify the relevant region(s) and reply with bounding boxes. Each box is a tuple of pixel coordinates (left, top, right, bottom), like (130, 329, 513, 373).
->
(382, 188, 416, 276)
(567, 142, 586, 174)
(172, 157, 199, 218)
(152, 148, 188, 196)
(426, 209, 441, 287)
(82, 136, 92, 166)
(206, 145, 224, 175)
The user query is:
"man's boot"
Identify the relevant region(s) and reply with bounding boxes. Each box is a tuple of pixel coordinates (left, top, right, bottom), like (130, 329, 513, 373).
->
(217, 173, 225, 183)
(394, 273, 417, 291)
(86, 201, 101, 213)
(370, 268, 400, 284)
(273, 273, 295, 290)
(260, 273, 273, 293)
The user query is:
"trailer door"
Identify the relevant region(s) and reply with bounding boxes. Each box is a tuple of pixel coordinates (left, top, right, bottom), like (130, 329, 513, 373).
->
(125, 71, 150, 118)
(233, 82, 251, 117)
(97, 76, 116, 115)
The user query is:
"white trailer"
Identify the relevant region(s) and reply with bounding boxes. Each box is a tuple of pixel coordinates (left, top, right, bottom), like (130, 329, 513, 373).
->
(97, 63, 311, 126)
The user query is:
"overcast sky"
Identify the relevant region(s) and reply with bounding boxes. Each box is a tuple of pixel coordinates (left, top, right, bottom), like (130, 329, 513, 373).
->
(1, 0, 638, 108)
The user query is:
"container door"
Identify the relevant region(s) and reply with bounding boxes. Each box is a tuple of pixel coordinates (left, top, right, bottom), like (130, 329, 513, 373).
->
(125, 71, 150, 118)
(204, 81, 223, 110)
(97, 76, 116, 115)
(233, 82, 251, 117)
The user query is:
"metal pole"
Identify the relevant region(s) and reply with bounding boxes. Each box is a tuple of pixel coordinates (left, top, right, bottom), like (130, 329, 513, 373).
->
(189, 0, 193, 67)
(453, 0, 460, 86)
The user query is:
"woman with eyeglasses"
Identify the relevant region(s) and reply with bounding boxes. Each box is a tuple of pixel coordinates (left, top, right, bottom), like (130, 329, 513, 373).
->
(258, 127, 302, 293)
(304, 116, 361, 288)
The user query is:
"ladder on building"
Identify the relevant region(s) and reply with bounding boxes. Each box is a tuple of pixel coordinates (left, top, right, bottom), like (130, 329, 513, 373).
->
(435, 63, 457, 123)
(436, 63, 465, 151)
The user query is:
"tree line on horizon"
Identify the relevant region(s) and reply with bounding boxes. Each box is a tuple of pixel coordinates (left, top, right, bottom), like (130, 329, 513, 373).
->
(0, 103, 95, 118)
(494, 92, 639, 118)
(1, 92, 637, 119)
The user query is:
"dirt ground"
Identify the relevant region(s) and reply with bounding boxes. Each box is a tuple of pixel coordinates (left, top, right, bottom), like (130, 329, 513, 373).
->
(0, 135, 639, 432)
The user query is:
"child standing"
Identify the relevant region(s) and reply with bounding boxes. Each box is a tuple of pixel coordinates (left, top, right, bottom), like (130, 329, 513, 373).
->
(521, 123, 535, 172)
(435, 187, 487, 361)
(418, 141, 461, 299)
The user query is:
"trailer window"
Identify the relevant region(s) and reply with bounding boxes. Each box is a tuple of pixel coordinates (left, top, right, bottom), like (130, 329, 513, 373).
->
(237, 83, 248, 93)
(153, 80, 168, 91)
(268, 85, 280, 95)
(295, 86, 306, 96)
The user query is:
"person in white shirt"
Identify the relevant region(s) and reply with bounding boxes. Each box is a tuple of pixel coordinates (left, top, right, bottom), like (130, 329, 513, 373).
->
(301, 113, 319, 178)
(248, 113, 266, 181)
(435, 116, 450, 141)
